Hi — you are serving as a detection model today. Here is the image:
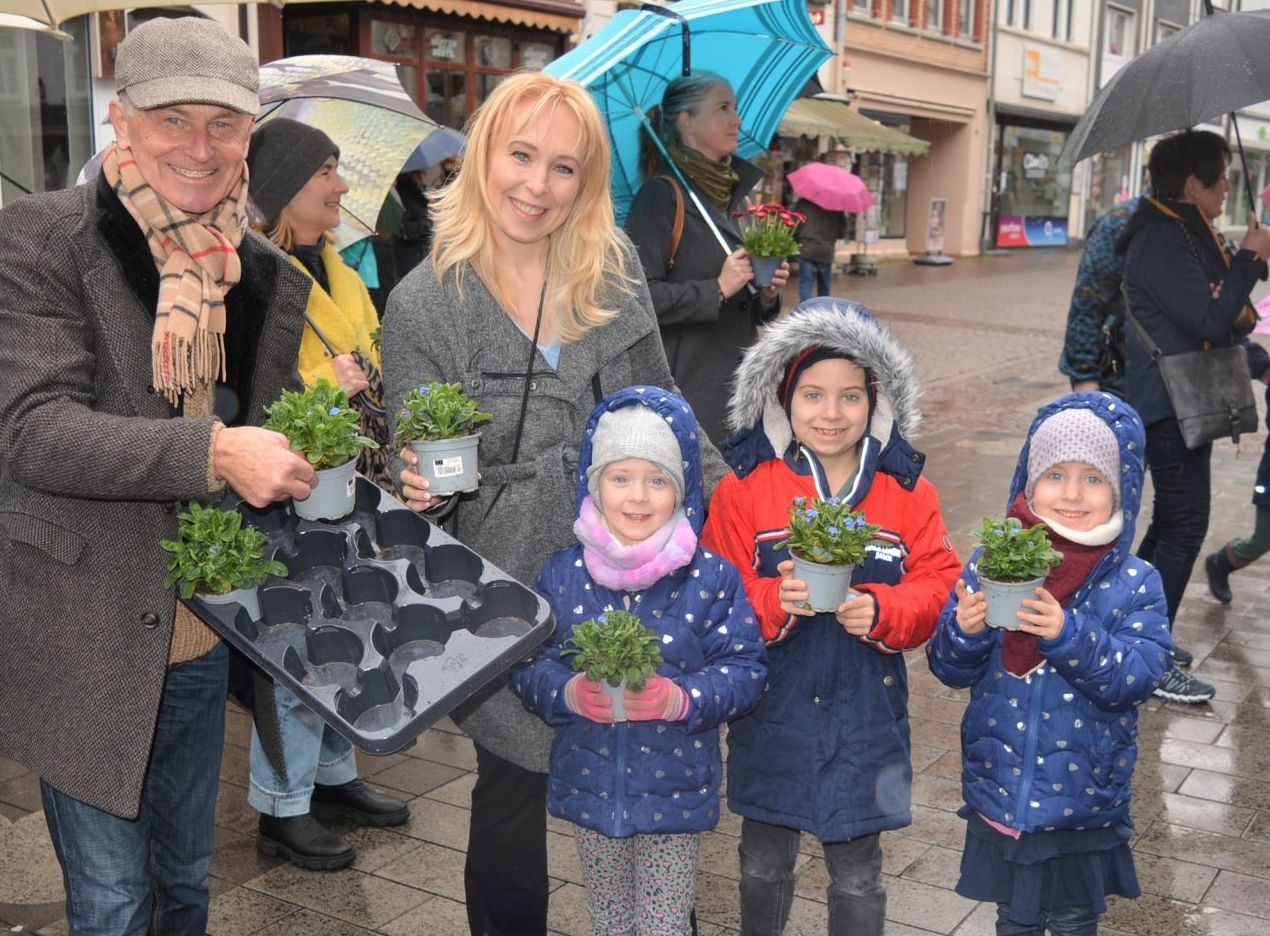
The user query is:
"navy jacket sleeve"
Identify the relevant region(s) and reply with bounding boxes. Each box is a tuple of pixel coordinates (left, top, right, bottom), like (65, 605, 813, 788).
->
(509, 558, 580, 727)
(926, 550, 997, 689)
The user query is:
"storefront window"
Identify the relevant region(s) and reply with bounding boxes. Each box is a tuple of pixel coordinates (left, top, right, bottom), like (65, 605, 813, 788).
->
(0, 16, 93, 204)
(284, 12, 354, 55)
(995, 123, 1072, 247)
(429, 29, 466, 64)
(475, 35, 512, 68)
(1088, 145, 1133, 219)
(1228, 154, 1268, 228)
(371, 19, 417, 58)
(427, 68, 466, 127)
(519, 41, 554, 70)
(855, 113, 910, 239)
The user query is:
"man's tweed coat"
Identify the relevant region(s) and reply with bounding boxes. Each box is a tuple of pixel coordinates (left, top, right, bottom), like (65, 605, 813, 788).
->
(0, 179, 311, 819)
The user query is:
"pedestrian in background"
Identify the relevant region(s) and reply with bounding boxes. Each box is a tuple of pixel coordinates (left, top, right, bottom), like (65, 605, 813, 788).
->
(928, 394, 1171, 936)
(625, 71, 789, 445)
(511, 387, 765, 936)
(793, 196, 846, 303)
(244, 117, 408, 871)
(0, 17, 318, 933)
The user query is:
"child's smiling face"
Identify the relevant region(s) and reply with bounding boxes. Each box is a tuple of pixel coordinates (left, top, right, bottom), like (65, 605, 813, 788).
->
(597, 458, 678, 545)
(1030, 461, 1115, 531)
(789, 358, 871, 471)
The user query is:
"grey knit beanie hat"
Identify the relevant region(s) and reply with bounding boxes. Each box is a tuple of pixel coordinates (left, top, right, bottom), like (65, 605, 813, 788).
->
(586, 406, 685, 506)
(247, 118, 340, 225)
(1025, 408, 1121, 508)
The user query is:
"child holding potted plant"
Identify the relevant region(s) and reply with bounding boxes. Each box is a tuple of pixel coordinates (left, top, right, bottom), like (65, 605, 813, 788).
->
(927, 394, 1173, 935)
(970, 516, 1064, 630)
(510, 387, 766, 936)
(700, 298, 961, 935)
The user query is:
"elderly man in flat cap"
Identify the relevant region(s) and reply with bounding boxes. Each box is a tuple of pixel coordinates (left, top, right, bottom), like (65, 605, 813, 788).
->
(0, 17, 318, 932)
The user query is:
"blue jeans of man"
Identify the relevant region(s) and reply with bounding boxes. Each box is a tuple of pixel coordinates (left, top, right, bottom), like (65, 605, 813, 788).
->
(798, 259, 833, 303)
(248, 679, 357, 816)
(995, 903, 1099, 935)
(1136, 418, 1212, 629)
(40, 643, 228, 936)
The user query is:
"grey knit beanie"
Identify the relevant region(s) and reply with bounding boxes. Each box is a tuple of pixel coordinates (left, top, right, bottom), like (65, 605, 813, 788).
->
(586, 406, 685, 505)
(247, 118, 340, 225)
(1026, 408, 1121, 508)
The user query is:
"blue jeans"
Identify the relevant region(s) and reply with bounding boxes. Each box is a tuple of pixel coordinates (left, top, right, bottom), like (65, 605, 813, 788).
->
(1136, 419, 1212, 629)
(248, 680, 357, 816)
(798, 259, 833, 303)
(996, 902, 1099, 935)
(41, 643, 228, 936)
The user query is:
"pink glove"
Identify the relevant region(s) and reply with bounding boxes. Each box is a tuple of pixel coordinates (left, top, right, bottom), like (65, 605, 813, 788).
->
(565, 674, 614, 723)
(624, 675, 691, 722)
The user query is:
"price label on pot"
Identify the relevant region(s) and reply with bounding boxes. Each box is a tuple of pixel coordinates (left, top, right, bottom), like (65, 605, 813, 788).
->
(433, 456, 464, 478)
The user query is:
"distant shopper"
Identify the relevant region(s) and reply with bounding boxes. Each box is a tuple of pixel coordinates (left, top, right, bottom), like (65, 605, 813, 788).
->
(793, 196, 846, 303)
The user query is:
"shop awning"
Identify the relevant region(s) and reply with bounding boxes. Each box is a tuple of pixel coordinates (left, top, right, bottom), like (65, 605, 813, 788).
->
(779, 97, 931, 156)
(379, 0, 583, 33)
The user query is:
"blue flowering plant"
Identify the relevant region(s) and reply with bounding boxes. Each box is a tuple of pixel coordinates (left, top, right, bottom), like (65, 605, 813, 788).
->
(776, 496, 880, 566)
(974, 517, 1063, 582)
(561, 609, 663, 690)
(263, 379, 379, 471)
(161, 503, 288, 600)
(394, 381, 493, 447)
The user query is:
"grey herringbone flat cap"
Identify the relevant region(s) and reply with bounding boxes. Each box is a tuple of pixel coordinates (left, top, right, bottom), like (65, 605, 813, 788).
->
(116, 17, 259, 116)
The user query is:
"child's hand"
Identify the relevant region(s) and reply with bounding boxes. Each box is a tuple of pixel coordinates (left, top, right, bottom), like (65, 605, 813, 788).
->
(564, 674, 614, 723)
(624, 675, 690, 722)
(835, 592, 876, 636)
(776, 560, 816, 617)
(954, 580, 987, 635)
(1018, 586, 1065, 641)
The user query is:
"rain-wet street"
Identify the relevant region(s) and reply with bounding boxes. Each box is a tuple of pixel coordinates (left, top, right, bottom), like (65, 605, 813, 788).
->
(4, 247, 1270, 934)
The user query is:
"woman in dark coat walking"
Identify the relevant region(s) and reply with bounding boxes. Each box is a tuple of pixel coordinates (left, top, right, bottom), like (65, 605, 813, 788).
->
(625, 71, 789, 444)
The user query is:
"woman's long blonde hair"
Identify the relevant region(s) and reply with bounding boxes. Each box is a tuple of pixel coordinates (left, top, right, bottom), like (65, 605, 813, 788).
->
(429, 71, 634, 343)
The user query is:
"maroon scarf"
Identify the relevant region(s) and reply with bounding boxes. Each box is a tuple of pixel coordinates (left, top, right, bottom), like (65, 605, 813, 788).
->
(999, 493, 1114, 676)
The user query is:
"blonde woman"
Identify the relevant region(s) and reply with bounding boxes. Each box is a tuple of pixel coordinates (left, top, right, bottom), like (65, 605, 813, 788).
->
(382, 71, 726, 934)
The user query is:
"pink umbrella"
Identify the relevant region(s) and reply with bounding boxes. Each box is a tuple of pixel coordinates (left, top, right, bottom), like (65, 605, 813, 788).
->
(1260, 183, 1270, 210)
(787, 162, 875, 214)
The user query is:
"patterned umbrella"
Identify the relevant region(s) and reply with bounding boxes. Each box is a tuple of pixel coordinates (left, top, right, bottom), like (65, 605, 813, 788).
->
(257, 55, 439, 247)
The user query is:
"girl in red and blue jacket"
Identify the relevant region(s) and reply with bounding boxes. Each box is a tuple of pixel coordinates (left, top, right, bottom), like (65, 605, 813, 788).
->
(700, 299, 961, 935)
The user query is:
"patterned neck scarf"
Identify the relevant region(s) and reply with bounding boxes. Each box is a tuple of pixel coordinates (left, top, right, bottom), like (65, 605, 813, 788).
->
(102, 142, 248, 405)
(668, 141, 740, 213)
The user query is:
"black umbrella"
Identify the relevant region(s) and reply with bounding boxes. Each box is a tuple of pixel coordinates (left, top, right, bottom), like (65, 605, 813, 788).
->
(1064, 5, 1270, 219)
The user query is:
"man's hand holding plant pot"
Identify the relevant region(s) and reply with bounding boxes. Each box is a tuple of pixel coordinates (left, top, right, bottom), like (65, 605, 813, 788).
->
(213, 426, 317, 508)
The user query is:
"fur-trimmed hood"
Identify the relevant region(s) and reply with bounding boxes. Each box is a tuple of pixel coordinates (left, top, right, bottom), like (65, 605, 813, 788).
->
(722, 298, 922, 486)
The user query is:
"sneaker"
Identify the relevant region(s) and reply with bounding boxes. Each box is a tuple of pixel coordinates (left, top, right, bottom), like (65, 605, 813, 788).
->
(1171, 645, 1194, 668)
(1152, 664, 1215, 704)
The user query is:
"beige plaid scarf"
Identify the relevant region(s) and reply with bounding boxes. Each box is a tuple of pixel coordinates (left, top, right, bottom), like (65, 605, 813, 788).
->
(103, 143, 249, 405)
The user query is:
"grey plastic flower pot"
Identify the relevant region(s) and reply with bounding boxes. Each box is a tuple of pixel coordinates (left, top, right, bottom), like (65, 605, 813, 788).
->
(200, 586, 260, 622)
(410, 434, 481, 496)
(294, 458, 358, 522)
(791, 554, 856, 613)
(750, 255, 783, 288)
(602, 679, 628, 723)
(980, 575, 1046, 631)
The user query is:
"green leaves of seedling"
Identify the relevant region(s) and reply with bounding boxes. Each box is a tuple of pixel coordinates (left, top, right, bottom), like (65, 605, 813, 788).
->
(263, 379, 379, 471)
(393, 381, 493, 446)
(160, 502, 288, 600)
(974, 516, 1064, 582)
(561, 609, 663, 691)
(775, 496, 880, 566)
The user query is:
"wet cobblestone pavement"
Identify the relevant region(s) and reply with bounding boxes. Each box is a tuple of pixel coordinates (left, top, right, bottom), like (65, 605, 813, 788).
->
(6, 248, 1270, 934)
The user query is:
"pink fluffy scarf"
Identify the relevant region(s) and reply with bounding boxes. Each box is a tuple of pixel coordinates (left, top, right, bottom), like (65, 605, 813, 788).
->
(573, 495, 698, 591)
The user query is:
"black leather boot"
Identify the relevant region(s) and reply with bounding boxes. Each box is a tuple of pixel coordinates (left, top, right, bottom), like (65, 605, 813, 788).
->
(311, 778, 410, 827)
(1205, 542, 1243, 605)
(257, 814, 355, 871)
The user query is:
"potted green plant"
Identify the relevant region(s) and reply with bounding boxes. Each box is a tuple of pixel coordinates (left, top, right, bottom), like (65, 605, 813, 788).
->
(264, 379, 380, 521)
(160, 502, 288, 622)
(973, 517, 1064, 630)
(394, 381, 492, 496)
(736, 203, 805, 287)
(776, 497, 879, 613)
(561, 609, 663, 722)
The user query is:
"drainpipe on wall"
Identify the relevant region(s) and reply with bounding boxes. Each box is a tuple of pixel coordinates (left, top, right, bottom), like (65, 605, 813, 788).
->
(979, 0, 998, 253)
(835, 0, 848, 93)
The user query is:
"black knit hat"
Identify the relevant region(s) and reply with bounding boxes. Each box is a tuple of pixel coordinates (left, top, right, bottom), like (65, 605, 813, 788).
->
(247, 118, 340, 225)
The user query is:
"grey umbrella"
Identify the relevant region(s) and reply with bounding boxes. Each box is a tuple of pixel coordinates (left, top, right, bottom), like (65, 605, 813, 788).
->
(1064, 6, 1270, 217)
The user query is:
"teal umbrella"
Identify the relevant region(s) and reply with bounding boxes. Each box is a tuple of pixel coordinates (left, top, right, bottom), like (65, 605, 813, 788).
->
(546, 0, 832, 227)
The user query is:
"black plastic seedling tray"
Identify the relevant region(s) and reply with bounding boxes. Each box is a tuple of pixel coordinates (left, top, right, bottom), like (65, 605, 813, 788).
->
(189, 477, 554, 754)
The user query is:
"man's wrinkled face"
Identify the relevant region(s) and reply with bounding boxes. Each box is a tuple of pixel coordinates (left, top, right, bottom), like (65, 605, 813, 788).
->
(109, 100, 253, 214)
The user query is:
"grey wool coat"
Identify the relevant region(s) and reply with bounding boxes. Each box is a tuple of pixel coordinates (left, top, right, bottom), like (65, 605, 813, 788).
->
(381, 233, 727, 772)
(0, 179, 311, 819)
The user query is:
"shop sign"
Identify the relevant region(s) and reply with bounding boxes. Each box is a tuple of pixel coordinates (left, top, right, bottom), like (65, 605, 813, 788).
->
(926, 198, 947, 254)
(996, 214, 1068, 248)
(1022, 151, 1051, 181)
(431, 34, 460, 60)
(1022, 45, 1061, 102)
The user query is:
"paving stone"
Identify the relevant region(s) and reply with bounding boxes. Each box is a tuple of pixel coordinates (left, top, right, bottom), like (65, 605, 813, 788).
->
(395, 794, 471, 851)
(1130, 790, 1257, 837)
(206, 885, 299, 936)
(368, 756, 467, 796)
(244, 863, 429, 929)
(1202, 868, 1270, 918)
(373, 840, 467, 901)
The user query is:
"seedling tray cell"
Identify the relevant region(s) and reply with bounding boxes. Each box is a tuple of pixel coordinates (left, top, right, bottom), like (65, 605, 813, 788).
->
(189, 477, 554, 754)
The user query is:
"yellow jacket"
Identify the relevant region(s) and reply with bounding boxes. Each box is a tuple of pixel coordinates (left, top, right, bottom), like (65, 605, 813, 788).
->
(293, 242, 382, 388)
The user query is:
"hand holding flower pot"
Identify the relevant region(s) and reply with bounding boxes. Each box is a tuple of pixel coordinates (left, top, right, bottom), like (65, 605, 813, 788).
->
(736, 204, 805, 287)
(776, 497, 880, 613)
(264, 379, 380, 521)
(394, 382, 492, 496)
(972, 517, 1064, 630)
(161, 502, 288, 621)
(561, 610, 663, 723)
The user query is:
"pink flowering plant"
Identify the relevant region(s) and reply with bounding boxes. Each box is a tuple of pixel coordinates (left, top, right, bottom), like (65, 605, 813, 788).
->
(776, 496, 879, 566)
(737, 204, 805, 258)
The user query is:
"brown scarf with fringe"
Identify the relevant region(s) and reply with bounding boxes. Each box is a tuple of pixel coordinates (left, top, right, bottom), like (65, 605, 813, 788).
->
(102, 142, 248, 406)
(668, 141, 740, 213)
